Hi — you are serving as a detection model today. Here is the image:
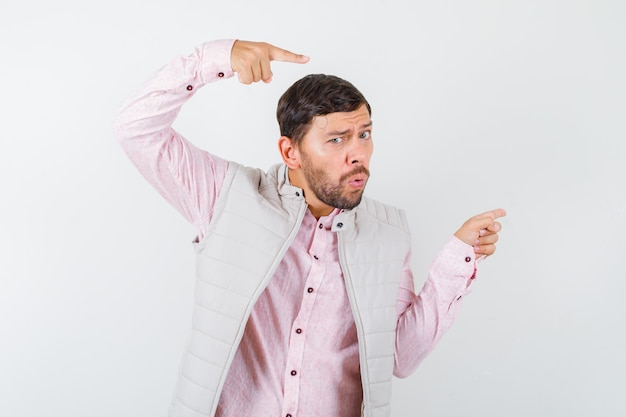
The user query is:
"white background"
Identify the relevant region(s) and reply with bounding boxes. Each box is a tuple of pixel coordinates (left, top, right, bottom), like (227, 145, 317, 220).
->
(1, 0, 625, 416)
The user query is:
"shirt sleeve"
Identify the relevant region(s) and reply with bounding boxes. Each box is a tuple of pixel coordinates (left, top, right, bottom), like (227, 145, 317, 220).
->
(393, 236, 482, 377)
(112, 39, 237, 238)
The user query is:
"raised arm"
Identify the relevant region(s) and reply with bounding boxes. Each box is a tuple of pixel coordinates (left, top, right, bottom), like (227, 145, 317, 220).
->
(112, 39, 308, 237)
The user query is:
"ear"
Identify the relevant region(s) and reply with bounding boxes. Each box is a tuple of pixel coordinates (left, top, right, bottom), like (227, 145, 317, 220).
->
(278, 136, 301, 169)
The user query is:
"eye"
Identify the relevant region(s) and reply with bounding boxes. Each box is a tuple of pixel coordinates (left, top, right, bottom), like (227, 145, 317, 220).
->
(360, 131, 371, 139)
(329, 137, 343, 144)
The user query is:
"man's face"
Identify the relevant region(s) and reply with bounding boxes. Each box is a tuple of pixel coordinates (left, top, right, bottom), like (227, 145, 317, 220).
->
(296, 104, 373, 214)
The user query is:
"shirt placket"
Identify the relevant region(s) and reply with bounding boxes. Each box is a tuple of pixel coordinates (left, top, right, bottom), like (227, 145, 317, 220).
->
(281, 217, 332, 417)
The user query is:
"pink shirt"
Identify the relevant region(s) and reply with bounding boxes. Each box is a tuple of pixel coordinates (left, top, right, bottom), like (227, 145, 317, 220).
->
(114, 39, 480, 417)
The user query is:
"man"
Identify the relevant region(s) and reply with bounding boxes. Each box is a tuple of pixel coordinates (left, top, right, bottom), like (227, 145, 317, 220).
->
(113, 39, 505, 417)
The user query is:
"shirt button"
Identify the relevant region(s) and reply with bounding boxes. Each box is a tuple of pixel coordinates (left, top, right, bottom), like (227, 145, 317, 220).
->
(318, 223, 323, 229)
(465, 256, 471, 262)
(286, 414, 292, 417)
(218, 72, 225, 77)
(296, 328, 302, 334)
(307, 287, 314, 293)
(295, 191, 300, 197)
(291, 370, 297, 376)
(313, 255, 319, 260)
(337, 222, 343, 228)
(186, 85, 193, 91)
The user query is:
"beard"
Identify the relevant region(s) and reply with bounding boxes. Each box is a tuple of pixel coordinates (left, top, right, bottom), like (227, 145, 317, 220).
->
(300, 152, 370, 210)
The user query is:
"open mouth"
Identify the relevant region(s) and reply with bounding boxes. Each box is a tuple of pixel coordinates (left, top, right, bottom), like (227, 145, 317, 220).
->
(347, 174, 368, 189)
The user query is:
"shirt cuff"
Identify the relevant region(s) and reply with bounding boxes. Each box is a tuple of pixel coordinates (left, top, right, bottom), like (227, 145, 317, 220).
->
(431, 235, 480, 288)
(198, 39, 237, 84)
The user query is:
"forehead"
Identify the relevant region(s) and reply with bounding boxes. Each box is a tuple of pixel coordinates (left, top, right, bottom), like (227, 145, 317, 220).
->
(309, 104, 371, 133)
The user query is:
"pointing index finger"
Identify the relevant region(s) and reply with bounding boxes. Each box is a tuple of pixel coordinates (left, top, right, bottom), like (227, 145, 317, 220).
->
(268, 45, 310, 64)
(475, 208, 507, 221)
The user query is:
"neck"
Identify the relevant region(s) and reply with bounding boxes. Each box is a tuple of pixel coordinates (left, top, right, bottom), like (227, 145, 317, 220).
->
(288, 168, 334, 219)
(308, 204, 334, 220)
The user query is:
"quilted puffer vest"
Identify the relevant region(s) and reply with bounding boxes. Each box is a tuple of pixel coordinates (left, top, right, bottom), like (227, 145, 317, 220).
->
(168, 162, 411, 417)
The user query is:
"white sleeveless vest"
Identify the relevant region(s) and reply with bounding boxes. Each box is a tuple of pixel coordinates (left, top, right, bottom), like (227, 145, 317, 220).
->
(168, 162, 411, 417)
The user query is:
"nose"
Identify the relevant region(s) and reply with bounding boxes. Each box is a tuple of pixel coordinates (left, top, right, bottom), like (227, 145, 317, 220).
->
(348, 138, 369, 165)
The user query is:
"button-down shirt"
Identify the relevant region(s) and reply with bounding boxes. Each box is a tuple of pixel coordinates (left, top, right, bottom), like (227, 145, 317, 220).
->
(114, 39, 480, 417)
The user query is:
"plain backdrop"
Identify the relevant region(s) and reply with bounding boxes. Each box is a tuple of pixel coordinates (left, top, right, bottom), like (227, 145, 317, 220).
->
(1, 0, 624, 416)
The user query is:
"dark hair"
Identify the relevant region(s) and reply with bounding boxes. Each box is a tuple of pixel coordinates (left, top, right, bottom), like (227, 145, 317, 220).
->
(276, 74, 371, 146)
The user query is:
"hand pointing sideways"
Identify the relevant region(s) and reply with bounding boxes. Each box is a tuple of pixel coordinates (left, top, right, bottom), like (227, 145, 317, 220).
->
(454, 208, 507, 257)
(231, 40, 309, 84)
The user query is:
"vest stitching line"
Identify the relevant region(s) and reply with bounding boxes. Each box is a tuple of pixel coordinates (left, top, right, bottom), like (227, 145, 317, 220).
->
(194, 301, 242, 322)
(179, 372, 214, 391)
(190, 325, 231, 345)
(186, 347, 226, 369)
(174, 385, 212, 415)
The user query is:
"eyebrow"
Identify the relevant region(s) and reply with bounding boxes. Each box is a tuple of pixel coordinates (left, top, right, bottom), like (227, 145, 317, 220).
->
(325, 121, 373, 137)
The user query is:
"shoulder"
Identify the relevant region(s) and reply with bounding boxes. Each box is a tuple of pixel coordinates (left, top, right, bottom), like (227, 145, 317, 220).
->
(355, 196, 410, 233)
(223, 163, 297, 209)
(224, 161, 280, 189)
